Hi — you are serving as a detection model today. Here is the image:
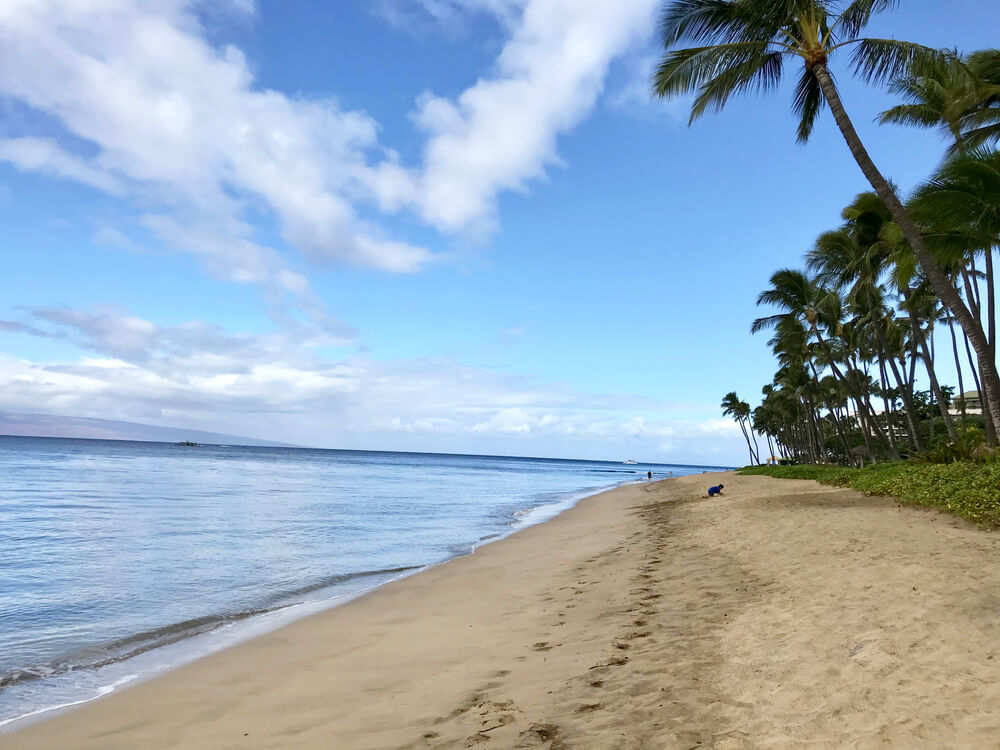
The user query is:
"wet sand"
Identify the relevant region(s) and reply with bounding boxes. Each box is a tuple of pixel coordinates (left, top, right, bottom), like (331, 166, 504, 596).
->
(8, 471, 1000, 749)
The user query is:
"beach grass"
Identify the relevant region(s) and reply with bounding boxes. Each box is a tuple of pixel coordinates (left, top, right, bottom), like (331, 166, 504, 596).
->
(739, 462, 1000, 528)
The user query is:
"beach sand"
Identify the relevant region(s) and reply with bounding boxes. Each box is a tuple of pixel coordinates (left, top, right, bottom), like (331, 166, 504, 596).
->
(8, 471, 1000, 749)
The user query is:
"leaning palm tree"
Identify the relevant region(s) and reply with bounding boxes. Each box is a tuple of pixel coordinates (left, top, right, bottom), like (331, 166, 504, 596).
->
(721, 391, 759, 464)
(652, 0, 1000, 439)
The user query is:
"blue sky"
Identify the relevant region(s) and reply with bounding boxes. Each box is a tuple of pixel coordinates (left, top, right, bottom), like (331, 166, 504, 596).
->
(0, 0, 997, 465)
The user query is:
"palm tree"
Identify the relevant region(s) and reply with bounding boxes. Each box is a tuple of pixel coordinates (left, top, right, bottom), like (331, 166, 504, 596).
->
(878, 50, 997, 154)
(910, 148, 1000, 439)
(752, 268, 899, 460)
(807, 192, 931, 446)
(961, 50, 1000, 149)
(652, 0, 1000, 440)
(721, 391, 760, 464)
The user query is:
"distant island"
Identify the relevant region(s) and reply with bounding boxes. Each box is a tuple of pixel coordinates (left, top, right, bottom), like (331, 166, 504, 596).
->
(0, 411, 295, 448)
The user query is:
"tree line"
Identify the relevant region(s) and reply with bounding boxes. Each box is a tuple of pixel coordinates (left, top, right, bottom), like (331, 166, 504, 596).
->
(651, 0, 999, 466)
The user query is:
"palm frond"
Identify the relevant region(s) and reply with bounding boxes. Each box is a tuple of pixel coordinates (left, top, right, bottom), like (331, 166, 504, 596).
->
(652, 41, 779, 104)
(660, 0, 781, 47)
(877, 103, 948, 129)
(836, 0, 900, 40)
(690, 51, 784, 120)
(850, 39, 942, 85)
(958, 107, 1000, 150)
(751, 313, 788, 334)
(792, 66, 824, 142)
(967, 49, 1000, 86)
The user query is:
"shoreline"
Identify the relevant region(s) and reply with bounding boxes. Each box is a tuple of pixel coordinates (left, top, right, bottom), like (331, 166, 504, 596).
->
(0, 476, 640, 734)
(10, 470, 1000, 748)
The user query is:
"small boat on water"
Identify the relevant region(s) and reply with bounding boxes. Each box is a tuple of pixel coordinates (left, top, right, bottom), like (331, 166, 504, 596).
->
(176, 441, 201, 447)
(623, 459, 638, 465)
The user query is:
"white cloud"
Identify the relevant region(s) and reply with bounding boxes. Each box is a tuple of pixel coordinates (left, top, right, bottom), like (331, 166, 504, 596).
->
(0, 306, 744, 462)
(0, 137, 122, 193)
(374, 0, 524, 32)
(0, 0, 431, 295)
(0, 0, 658, 288)
(402, 0, 660, 233)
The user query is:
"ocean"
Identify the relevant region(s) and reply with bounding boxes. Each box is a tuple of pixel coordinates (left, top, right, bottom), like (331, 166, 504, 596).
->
(0, 435, 727, 730)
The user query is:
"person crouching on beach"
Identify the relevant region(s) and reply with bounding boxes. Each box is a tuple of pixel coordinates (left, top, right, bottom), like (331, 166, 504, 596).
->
(707, 484, 724, 497)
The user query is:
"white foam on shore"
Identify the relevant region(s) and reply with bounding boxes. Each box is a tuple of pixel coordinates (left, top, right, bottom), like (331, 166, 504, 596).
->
(0, 674, 138, 730)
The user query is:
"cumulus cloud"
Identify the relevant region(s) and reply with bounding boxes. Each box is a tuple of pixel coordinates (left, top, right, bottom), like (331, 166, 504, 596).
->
(402, 0, 659, 233)
(0, 0, 657, 286)
(0, 0, 431, 295)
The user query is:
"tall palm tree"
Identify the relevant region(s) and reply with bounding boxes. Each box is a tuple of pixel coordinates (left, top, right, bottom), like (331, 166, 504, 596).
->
(752, 268, 898, 460)
(910, 147, 1000, 438)
(721, 391, 759, 464)
(807, 192, 931, 446)
(652, 0, 1000, 439)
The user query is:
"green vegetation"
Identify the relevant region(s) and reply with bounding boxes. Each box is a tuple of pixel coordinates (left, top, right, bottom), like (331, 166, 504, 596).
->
(653, 1, 1000, 467)
(739, 461, 1000, 527)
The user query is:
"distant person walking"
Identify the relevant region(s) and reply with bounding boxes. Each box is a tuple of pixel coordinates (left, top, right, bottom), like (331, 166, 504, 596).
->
(647, 471, 652, 480)
(707, 484, 724, 497)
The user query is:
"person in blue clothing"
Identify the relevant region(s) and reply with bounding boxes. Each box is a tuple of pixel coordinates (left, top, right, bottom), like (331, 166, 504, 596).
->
(707, 484, 724, 497)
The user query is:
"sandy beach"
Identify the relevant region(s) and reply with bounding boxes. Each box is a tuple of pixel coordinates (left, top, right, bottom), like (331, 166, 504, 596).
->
(8, 471, 1000, 749)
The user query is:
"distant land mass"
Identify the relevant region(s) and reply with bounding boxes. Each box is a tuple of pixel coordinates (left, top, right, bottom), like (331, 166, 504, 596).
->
(0, 412, 295, 447)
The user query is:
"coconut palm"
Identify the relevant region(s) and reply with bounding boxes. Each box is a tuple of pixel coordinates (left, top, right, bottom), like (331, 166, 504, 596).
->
(652, 0, 1000, 439)
(909, 147, 1000, 438)
(878, 50, 996, 154)
(721, 391, 760, 464)
(961, 50, 1000, 149)
(752, 268, 887, 460)
(806, 193, 933, 445)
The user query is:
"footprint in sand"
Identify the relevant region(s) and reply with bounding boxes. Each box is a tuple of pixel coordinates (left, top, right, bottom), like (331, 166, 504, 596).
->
(590, 656, 628, 669)
(623, 631, 650, 640)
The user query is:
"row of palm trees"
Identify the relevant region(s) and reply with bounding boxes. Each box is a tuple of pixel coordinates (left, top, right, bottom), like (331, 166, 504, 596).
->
(650, 0, 999, 465)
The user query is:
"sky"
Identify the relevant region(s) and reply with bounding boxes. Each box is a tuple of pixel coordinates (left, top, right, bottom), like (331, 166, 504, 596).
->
(0, 0, 997, 465)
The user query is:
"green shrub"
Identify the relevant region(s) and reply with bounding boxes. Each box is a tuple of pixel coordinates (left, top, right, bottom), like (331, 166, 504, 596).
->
(738, 461, 1000, 528)
(913, 425, 989, 464)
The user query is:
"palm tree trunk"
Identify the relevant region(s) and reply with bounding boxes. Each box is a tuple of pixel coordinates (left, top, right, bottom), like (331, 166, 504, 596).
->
(964, 320, 998, 444)
(948, 316, 968, 427)
(962, 265, 981, 320)
(807, 364, 854, 464)
(917, 326, 957, 439)
(985, 247, 996, 361)
(748, 418, 762, 464)
(885, 354, 922, 451)
(813, 63, 1000, 444)
(809, 324, 894, 460)
(737, 418, 756, 465)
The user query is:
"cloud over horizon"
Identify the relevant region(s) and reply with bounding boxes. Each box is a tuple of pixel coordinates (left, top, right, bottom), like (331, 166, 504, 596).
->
(0, 305, 742, 462)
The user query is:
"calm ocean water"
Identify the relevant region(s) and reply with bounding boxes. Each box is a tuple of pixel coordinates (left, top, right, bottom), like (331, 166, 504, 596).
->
(0, 435, 727, 729)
